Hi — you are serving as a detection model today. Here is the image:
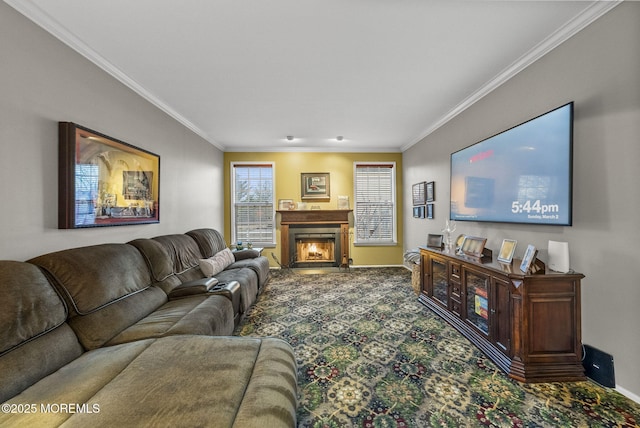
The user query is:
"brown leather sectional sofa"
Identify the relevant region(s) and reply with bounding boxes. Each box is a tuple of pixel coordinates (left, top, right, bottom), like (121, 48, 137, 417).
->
(0, 228, 297, 427)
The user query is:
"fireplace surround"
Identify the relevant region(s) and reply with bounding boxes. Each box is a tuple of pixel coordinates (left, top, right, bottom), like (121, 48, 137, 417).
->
(277, 209, 352, 268)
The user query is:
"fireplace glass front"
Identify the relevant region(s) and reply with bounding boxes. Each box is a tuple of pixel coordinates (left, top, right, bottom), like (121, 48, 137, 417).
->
(289, 227, 341, 268)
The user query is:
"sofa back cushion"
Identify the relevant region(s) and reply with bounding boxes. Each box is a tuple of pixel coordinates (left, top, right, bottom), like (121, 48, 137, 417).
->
(152, 234, 205, 282)
(129, 238, 182, 294)
(0, 261, 83, 402)
(29, 244, 167, 350)
(186, 228, 228, 258)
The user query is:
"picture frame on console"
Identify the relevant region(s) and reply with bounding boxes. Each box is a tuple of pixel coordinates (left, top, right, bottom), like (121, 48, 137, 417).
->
(58, 122, 160, 229)
(461, 236, 487, 258)
(455, 234, 466, 252)
(497, 239, 517, 263)
(427, 233, 443, 249)
(301, 172, 330, 201)
(278, 199, 294, 210)
(520, 244, 538, 273)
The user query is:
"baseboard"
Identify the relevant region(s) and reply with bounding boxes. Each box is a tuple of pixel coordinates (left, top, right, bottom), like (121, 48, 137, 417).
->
(269, 264, 406, 270)
(616, 385, 640, 404)
(352, 264, 407, 269)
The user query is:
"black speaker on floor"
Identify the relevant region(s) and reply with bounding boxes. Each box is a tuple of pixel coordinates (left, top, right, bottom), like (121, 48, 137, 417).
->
(583, 344, 615, 388)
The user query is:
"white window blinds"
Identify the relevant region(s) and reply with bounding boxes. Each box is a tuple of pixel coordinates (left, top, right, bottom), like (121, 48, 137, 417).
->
(231, 163, 275, 246)
(354, 163, 396, 244)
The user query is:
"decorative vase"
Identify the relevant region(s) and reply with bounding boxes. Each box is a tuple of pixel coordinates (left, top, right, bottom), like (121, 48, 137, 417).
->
(441, 220, 456, 251)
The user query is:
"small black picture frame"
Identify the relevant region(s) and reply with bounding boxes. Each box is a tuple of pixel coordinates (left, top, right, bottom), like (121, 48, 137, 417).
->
(426, 181, 435, 202)
(413, 205, 425, 218)
(427, 233, 443, 248)
(426, 203, 434, 219)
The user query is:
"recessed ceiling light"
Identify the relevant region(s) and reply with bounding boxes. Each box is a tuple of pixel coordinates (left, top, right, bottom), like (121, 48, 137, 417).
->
(336, 136, 344, 141)
(286, 136, 294, 141)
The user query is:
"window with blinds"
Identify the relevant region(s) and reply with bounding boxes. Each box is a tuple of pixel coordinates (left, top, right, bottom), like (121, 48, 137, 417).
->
(231, 163, 275, 246)
(75, 164, 98, 226)
(354, 162, 396, 245)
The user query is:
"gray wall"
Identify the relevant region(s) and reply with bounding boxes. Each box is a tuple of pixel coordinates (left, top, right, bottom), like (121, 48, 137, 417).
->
(0, 2, 225, 261)
(403, 3, 640, 399)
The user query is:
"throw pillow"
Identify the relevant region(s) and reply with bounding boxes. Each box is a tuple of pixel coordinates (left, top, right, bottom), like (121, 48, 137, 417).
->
(218, 248, 236, 266)
(198, 248, 236, 277)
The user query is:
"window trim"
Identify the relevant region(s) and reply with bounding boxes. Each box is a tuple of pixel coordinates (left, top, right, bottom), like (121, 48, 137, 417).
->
(353, 161, 397, 246)
(230, 161, 276, 247)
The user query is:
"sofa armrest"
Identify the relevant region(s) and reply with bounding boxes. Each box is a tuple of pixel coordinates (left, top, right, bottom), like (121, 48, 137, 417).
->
(168, 277, 219, 299)
(233, 249, 260, 261)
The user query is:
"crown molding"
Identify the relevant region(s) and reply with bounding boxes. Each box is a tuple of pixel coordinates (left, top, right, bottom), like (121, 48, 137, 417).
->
(4, 0, 224, 151)
(401, 0, 623, 152)
(224, 145, 402, 153)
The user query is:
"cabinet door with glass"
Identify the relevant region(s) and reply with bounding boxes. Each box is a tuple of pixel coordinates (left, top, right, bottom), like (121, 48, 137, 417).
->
(464, 267, 491, 337)
(492, 276, 511, 354)
(429, 255, 449, 308)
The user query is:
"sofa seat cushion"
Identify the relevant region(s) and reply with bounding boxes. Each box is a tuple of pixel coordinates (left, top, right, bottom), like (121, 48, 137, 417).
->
(214, 267, 259, 313)
(229, 255, 271, 290)
(0, 336, 297, 428)
(105, 294, 235, 346)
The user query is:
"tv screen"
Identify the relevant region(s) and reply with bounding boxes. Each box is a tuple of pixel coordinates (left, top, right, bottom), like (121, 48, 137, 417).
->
(450, 102, 573, 225)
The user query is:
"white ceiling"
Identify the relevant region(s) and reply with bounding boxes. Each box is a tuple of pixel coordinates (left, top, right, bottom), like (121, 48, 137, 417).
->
(6, 1, 619, 152)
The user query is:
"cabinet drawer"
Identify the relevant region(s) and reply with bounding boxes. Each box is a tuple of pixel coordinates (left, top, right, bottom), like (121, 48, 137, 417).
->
(451, 298, 463, 318)
(450, 281, 462, 299)
(450, 263, 461, 280)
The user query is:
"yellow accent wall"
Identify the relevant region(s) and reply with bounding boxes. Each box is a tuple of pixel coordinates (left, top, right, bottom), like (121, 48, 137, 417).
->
(223, 152, 404, 267)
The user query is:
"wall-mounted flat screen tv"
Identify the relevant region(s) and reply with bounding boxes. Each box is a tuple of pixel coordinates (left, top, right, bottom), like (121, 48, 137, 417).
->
(450, 102, 573, 226)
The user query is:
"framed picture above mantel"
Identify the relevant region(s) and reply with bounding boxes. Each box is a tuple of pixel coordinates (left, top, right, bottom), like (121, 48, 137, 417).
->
(301, 172, 330, 201)
(58, 122, 160, 229)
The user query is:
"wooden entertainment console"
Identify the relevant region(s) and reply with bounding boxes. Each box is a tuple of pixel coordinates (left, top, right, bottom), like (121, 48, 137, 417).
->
(419, 246, 585, 383)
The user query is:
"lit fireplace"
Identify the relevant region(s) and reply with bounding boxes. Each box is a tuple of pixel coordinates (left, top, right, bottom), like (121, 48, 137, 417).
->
(296, 235, 335, 263)
(289, 227, 341, 268)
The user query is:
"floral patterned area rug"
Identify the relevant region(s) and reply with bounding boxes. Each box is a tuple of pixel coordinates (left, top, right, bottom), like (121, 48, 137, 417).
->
(235, 267, 639, 427)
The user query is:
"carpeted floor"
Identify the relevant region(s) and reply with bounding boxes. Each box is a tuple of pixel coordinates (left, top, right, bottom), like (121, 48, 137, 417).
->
(235, 267, 640, 427)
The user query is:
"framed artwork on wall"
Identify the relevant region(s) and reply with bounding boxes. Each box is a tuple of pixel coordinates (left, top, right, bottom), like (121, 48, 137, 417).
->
(412, 181, 426, 205)
(426, 181, 435, 202)
(426, 203, 434, 219)
(58, 122, 160, 229)
(301, 172, 330, 201)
